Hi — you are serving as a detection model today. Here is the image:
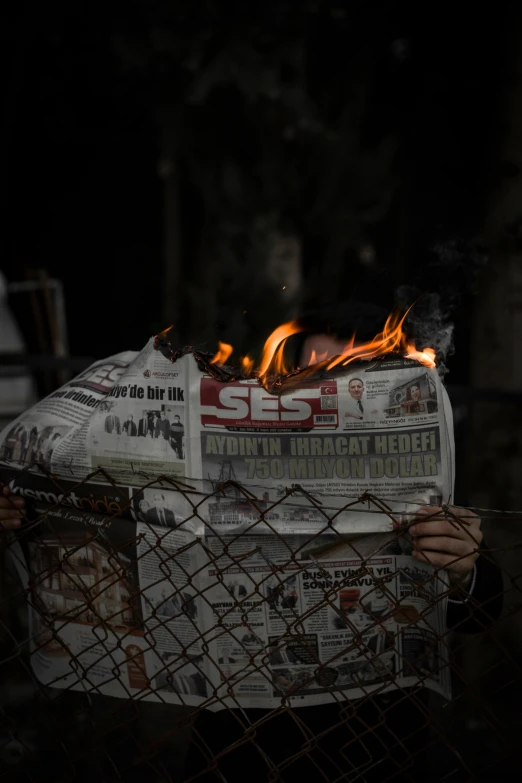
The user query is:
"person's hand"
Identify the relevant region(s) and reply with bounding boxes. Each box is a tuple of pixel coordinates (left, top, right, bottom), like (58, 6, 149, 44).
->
(409, 505, 482, 589)
(0, 485, 25, 531)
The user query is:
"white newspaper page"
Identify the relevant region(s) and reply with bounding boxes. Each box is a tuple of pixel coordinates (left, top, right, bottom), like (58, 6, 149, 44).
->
(135, 520, 211, 705)
(20, 502, 214, 706)
(13, 503, 451, 710)
(86, 341, 190, 482)
(0, 351, 137, 478)
(185, 355, 453, 535)
(197, 533, 450, 710)
(82, 343, 193, 527)
(0, 343, 454, 538)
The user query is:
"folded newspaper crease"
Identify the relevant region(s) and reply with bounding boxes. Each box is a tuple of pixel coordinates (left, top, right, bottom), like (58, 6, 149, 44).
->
(0, 335, 455, 709)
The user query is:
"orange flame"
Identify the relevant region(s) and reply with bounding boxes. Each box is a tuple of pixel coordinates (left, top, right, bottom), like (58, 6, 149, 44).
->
(240, 355, 255, 374)
(324, 310, 408, 370)
(208, 307, 436, 378)
(404, 344, 436, 367)
(156, 325, 173, 340)
(257, 321, 303, 380)
(211, 341, 233, 365)
(309, 348, 329, 365)
(317, 308, 436, 370)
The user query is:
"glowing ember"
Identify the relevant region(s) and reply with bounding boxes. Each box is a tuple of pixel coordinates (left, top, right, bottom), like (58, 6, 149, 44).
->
(211, 341, 233, 365)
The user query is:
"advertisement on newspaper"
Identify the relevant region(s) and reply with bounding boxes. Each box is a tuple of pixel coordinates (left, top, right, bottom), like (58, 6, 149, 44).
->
(22, 501, 207, 703)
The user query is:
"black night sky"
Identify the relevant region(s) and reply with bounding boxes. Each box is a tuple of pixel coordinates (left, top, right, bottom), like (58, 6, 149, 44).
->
(4, 4, 516, 379)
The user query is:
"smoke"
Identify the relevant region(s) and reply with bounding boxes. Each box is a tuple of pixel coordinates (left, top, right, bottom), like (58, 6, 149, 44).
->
(397, 289, 455, 370)
(397, 238, 487, 373)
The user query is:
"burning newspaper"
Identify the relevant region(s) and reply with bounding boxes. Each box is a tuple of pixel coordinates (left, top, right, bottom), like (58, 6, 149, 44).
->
(0, 319, 454, 709)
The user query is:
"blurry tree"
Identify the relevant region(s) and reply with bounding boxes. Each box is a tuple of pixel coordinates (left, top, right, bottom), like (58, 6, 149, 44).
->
(113, 1, 406, 353)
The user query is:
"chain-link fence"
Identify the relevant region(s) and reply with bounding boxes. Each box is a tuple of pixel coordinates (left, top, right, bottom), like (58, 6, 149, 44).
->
(0, 470, 519, 782)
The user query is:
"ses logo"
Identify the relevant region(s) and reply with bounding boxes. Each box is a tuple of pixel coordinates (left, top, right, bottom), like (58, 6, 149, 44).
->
(68, 361, 129, 394)
(200, 378, 338, 429)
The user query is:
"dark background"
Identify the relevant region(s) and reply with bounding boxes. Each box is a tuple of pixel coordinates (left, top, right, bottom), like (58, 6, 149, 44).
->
(3, 3, 516, 364)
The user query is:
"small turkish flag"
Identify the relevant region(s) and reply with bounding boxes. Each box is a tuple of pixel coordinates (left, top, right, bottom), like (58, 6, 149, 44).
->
(321, 385, 337, 395)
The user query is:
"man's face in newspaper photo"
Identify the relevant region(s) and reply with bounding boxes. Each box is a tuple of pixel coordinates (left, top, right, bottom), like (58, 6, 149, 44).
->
(348, 379, 364, 400)
(160, 411, 166, 420)
(410, 384, 421, 401)
(153, 493, 165, 508)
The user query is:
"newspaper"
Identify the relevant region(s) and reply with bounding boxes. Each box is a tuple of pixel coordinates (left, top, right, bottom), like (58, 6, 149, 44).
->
(15, 501, 450, 709)
(0, 337, 455, 708)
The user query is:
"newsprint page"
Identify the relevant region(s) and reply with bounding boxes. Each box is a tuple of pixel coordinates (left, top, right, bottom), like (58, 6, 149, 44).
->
(0, 337, 454, 709)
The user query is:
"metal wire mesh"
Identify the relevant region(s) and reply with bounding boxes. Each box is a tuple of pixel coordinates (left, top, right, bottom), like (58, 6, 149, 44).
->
(0, 468, 519, 783)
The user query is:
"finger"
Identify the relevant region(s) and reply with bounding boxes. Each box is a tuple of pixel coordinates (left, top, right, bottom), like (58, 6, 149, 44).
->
(0, 517, 22, 530)
(412, 548, 476, 571)
(0, 496, 25, 509)
(413, 509, 466, 535)
(414, 505, 447, 521)
(412, 536, 476, 556)
(410, 520, 482, 543)
(0, 507, 24, 520)
(0, 486, 25, 504)
(416, 505, 479, 525)
(0, 500, 25, 515)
